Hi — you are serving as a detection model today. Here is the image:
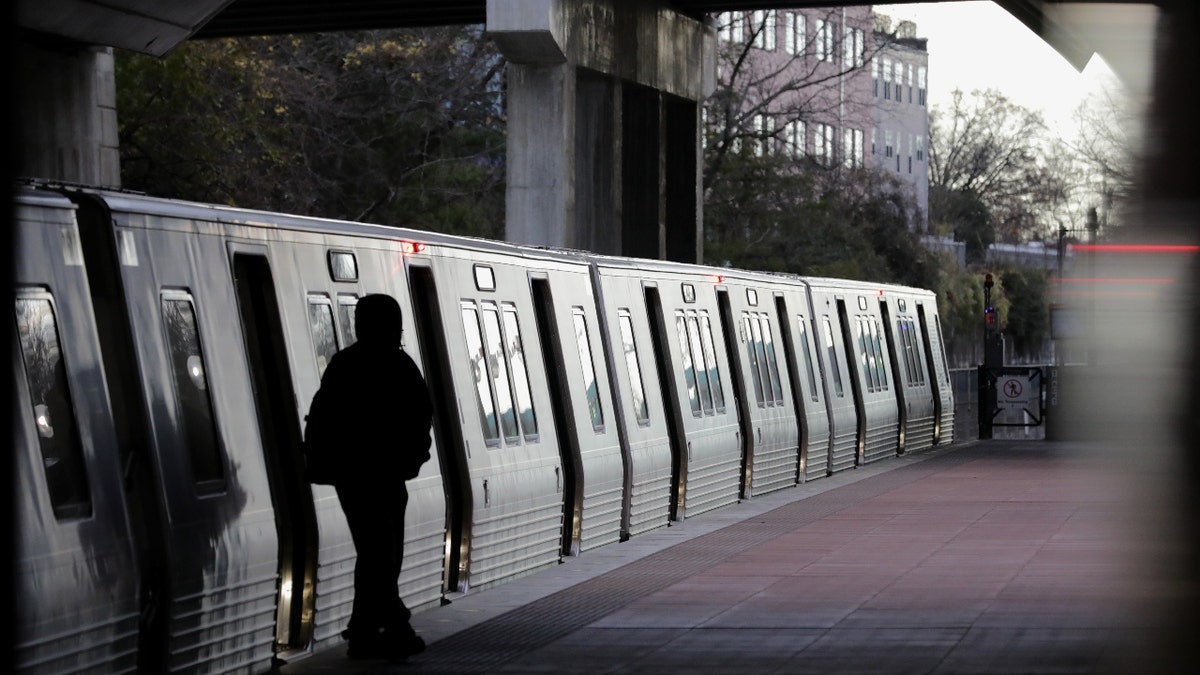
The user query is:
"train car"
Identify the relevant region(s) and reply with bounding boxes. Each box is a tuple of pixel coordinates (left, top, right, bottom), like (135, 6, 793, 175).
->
(13, 189, 143, 674)
(803, 278, 901, 467)
(404, 239, 623, 587)
(590, 257, 743, 521)
(13, 182, 958, 673)
(708, 268, 807, 496)
(876, 284, 955, 452)
(799, 278, 860, 474)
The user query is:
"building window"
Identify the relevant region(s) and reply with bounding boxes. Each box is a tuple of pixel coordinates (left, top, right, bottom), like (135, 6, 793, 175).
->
(843, 26, 864, 69)
(882, 56, 891, 100)
(754, 114, 775, 157)
(916, 135, 925, 162)
(814, 123, 835, 165)
(908, 65, 915, 103)
(784, 12, 805, 55)
(918, 66, 927, 106)
(884, 129, 894, 158)
(872, 58, 880, 97)
(752, 10, 776, 51)
(815, 19, 835, 62)
(787, 119, 806, 157)
(843, 128, 863, 168)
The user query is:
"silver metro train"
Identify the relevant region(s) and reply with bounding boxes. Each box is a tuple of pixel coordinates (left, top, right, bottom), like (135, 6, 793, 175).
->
(12, 183, 955, 674)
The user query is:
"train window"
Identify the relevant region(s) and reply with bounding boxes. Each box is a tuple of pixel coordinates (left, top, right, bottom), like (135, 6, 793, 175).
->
(699, 313, 725, 411)
(746, 288, 758, 306)
(675, 314, 702, 415)
(743, 315, 765, 405)
(161, 294, 226, 489)
(461, 304, 500, 442)
(328, 250, 358, 282)
(618, 310, 650, 425)
(897, 319, 915, 386)
(796, 317, 819, 403)
(482, 303, 520, 442)
(307, 296, 339, 378)
(681, 283, 696, 304)
(761, 317, 783, 404)
(872, 320, 888, 390)
(15, 294, 93, 519)
(686, 315, 714, 414)
(822, 317, 844, 397)
(502, 304, 539, 439)
(856, 318, 876, 392)
(338, 294, 358, 347)
(571, 308, 604, 431)
(474, 265, 496, 292)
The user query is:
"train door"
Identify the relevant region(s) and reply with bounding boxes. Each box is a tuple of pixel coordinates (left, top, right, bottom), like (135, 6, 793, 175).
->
(918, 303, 955, 444)
(772, 294, 816, 482)
(530, 276, 584, 556)
(717, 286, 800, 499)
(644, 279, 740, 520)
(230, 247, 318, 654)
(408, 264, 470, 592)
(879, 299, 909, 454)
(811, 296, 856, 474)
(782, 294, 830, 478)
(885, 295, 939, 453)
(590, 267, 673, 539)
(715, 289, 754, 498)
(836, 298, 868, 465)
(837, 294, 901, 465)
(643, 285, 689, 520)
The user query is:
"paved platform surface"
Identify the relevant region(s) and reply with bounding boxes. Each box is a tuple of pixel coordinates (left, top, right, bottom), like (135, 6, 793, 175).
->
(279, 439, 1189, 674)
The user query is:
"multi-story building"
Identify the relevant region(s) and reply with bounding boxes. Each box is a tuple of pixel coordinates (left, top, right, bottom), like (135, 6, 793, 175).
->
(870, 15, 930, 230)
(709, 7, 930, 230)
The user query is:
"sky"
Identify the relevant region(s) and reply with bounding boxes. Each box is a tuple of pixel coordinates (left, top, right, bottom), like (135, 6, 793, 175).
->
(873, 1, 1143, 135)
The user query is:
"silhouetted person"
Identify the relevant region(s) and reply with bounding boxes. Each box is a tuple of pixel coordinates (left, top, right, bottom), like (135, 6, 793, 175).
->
(304, 293, 432, 661)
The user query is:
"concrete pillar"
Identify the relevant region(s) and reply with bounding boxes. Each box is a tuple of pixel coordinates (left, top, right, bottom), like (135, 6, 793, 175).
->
(487, 0, 714, 262)
(16, 36, 121, 188)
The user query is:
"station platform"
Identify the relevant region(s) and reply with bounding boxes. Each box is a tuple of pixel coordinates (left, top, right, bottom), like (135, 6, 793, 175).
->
(279, 438, 1187, 674)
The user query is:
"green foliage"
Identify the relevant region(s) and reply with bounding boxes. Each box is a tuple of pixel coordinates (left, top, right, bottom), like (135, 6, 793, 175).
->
(929, 185, 993, 264)
(703, 149, 936, 291)
(116, 29, 506, 237)
(998, 266, 1051, 355)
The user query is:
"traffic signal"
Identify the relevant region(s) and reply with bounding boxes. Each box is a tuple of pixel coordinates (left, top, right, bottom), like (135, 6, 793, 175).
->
(984, 305, 998, 334)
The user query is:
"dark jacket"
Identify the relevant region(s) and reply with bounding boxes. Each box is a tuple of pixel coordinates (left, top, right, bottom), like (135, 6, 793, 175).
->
(304, 341, 433, 485)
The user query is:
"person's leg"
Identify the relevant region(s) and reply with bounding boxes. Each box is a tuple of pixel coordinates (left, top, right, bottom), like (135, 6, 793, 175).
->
(336, 485, 394, 644)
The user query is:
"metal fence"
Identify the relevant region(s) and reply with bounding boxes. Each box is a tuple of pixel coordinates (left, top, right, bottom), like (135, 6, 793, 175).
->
(950, 365, 1048, 442)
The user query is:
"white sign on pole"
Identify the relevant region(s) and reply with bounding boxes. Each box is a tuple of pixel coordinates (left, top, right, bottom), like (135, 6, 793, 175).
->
(996, 374, 1035, 412)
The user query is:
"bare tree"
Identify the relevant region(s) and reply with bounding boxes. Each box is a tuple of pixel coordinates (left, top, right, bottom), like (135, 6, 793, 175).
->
(928, 88, 1067, 242)
(1066, 81, 1142, 230)
(703, 7, 889, 195)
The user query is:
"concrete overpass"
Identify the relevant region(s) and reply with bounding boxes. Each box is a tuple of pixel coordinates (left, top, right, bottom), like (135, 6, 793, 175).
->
(12, 1, 1189, 260)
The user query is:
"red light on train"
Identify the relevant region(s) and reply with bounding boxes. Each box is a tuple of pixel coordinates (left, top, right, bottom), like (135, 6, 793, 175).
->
(714, 275, 725, 283)
(399, 241, 427, 255)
